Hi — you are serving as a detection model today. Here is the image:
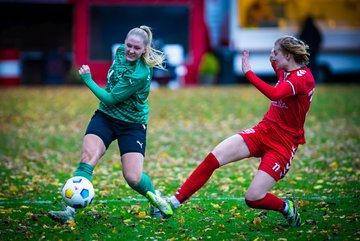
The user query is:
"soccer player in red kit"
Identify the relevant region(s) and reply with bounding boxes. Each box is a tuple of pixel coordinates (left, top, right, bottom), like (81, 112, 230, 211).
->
(148, 35, 315, 227)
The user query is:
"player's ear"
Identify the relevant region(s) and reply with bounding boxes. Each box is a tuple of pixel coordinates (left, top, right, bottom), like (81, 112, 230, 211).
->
(286, 53, 291, 60)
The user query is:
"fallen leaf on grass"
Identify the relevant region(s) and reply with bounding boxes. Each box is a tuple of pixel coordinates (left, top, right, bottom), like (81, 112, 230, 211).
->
(9, 186, 18, 193)
(203, 227, 212, 232)
(137, 211, 147, 218)
(330, 162, 338, 169)
(253, 217, 261, 225)
(298, 199, 310, 208)
(65, 220, 76, 227)
(211, 203, 220, 209)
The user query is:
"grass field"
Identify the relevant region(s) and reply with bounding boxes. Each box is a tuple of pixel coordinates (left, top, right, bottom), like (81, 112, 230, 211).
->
(0, 85, 359, 240)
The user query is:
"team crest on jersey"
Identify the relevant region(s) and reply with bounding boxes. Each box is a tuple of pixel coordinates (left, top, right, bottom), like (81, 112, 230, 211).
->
(297, 69, 307, 76)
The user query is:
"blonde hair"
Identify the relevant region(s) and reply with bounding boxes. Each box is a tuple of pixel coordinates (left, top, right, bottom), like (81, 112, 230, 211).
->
(275, 35, 310, 66)
(126, 25, 166, 70)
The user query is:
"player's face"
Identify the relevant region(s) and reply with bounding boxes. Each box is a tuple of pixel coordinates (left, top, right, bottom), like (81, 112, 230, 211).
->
(272, 43, 289, 70)
(125, 35, 146, 62)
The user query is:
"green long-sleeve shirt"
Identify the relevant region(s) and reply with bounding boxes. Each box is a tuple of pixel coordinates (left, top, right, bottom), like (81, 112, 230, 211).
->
(82, 44, 152, 124)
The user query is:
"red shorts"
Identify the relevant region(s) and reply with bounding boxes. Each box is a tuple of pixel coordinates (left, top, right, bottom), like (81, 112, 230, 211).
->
(239, 120, 299, 181)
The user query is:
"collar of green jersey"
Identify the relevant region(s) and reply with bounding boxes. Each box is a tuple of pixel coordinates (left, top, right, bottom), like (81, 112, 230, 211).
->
(115, 44, 150, 82)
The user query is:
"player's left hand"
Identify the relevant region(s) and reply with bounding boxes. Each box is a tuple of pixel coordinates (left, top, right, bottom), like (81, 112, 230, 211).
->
(242, 50, 251, 74)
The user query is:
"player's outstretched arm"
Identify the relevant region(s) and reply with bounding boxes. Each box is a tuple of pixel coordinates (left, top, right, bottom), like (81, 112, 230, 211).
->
(241, 51, 292, 101)
(79, 65, 117, 105)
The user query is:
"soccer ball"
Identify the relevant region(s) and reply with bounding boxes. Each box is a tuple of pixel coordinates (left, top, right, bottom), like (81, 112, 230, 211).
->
(61, 176, 94, 209)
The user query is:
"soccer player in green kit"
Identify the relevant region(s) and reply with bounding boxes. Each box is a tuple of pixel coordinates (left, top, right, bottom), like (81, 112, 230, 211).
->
(48, 26, 173, 223)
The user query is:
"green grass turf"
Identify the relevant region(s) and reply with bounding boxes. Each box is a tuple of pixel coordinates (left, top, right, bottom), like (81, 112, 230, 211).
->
(0, 85, 359, 240)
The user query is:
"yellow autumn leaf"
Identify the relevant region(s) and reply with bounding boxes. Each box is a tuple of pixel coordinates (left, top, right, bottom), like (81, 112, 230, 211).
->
(219, 184, 229, 191)
(9, 186, 18, 193)
(65, 220, 76, 227)
(236, 176, 246, 183)
(179, 216, 185, 223)
(330, 162, 338, 169)
(211, 203, 220, 209)
(298, 200, 310, 208)
(253, 217, 261, 225)
(113, 162, 121, 170)
(160, 151, 169, 158)
(295, 176, 303, 181)
(123, 219, 132, 223)
(218, 224, 225, 229)
(54, 224, 62, 230)
(137, 211, 147, 218)
(314, 185, 323, 190)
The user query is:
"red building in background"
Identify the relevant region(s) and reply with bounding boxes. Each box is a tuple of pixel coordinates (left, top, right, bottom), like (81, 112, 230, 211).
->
(72, 0, 208, 86)
(0, 0, 208, 86)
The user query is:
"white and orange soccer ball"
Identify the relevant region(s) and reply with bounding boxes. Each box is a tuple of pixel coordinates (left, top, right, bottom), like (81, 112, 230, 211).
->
(61, 176, 94, 209)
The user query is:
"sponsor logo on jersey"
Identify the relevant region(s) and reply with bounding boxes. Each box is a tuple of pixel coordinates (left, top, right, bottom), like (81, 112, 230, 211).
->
(297, 69, 307, 76)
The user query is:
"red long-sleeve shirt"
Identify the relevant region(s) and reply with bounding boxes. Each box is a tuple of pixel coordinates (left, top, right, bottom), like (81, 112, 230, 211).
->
(245, 63, 315, 144)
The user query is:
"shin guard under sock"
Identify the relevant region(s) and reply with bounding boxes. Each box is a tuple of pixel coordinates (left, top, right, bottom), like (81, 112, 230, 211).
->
(132, 173, 156, 197)
(245, 193, 285, 212)
(175, 152, 220, 203)
(73, 162, 94, 182)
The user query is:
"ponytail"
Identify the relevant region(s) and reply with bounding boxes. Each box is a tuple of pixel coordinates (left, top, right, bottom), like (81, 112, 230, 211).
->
(276, 35, 310, 66)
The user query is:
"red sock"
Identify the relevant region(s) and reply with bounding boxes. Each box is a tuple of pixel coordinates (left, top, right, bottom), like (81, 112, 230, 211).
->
(245, 193, 285, 212)
(175, 152, 220, 203)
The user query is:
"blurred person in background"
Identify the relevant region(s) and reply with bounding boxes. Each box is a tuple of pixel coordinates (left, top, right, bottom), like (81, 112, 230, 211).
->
(299, 16, 323, 81)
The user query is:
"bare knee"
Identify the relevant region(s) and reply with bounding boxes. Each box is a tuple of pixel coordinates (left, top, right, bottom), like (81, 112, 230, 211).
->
(123, 172, 141, 188)
(81, 134, 105, 166)
(245, 191, 265, 208)
(245, 189, 265, 202)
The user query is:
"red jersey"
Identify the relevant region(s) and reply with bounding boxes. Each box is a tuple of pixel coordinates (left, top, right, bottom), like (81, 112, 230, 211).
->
(245, 64, 315, 144)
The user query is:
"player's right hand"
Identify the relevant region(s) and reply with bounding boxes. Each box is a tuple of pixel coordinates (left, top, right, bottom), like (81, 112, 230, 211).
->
(79, 65, 91, 75)
(242, 50, 251, 74)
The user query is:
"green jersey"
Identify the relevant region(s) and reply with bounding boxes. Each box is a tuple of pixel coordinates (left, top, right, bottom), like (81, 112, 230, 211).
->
(98, 44, 152, 124)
